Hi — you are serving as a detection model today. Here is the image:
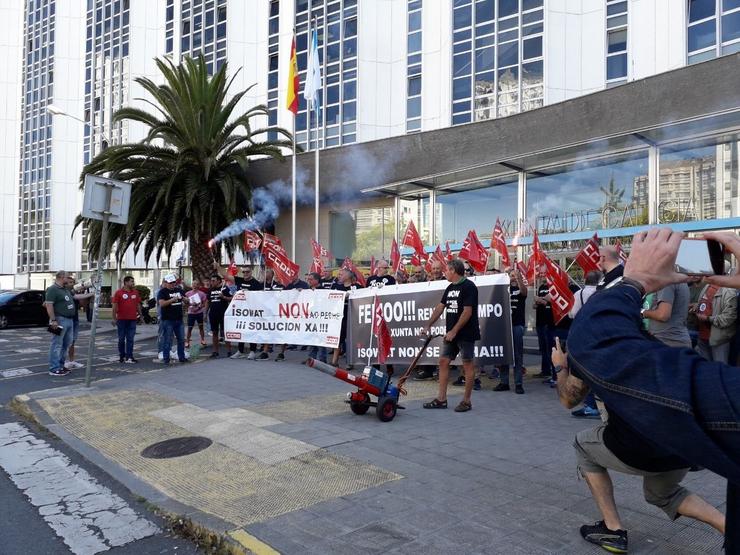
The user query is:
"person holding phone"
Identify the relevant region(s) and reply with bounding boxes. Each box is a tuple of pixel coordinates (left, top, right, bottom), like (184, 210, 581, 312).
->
(566, 228, 740, 553)
(693, 265, 737, 363)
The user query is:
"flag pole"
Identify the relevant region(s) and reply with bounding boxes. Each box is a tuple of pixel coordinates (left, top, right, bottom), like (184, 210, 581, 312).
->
(367, 295, 376, 368)
(291, 108, 297, 261)
(313, 15, 320, 245)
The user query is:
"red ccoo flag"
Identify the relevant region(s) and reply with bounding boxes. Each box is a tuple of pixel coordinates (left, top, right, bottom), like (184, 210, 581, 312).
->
(432, 245, 447, 267)
(263, 241, 299, 285)
(263, 233, 283, 250)
(515, 260, 530, 287)
(491, 218, 511, 268)
(459, 229, 489, 273)
(370, 256, 377, 276)
(410, 251, 428, 267)
(543, 256, 575, 324)
(244, 230, 262, 252)
(373, 296, 393, 364)
(390, 238, 401, 273)
(310, 256, 323, 274)
(311, 238, 329, 258)
(445, 240, 453, 261)
(615, 239, 628, 265)
(342, 257, 367, 287)
(575, 233, 601, 275)
(402, 220, 425, 256)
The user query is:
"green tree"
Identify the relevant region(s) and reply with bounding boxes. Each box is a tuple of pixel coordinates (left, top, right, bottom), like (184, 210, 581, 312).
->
(76, 56, 294, 281)
(599, 175, 626, 208)
(352, 223, 396, 262)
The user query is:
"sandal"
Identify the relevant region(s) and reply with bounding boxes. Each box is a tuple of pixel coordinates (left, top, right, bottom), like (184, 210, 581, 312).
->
(185, 340, 191, 348)
(423, 398, 448, 409)
(454, 401, 472, 412)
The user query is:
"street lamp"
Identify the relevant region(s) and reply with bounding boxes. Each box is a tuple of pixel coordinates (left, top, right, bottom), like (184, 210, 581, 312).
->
(48, 103, 116, 387)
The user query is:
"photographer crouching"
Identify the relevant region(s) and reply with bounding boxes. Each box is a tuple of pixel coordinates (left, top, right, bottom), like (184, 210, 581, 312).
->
(560, 228, 739, 553)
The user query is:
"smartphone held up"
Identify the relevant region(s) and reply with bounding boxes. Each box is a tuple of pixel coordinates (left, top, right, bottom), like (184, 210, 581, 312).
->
(675, 238, 725, 276)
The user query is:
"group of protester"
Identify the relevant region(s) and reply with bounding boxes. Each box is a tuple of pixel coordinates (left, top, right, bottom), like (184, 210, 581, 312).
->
(42, 229, 740, 553)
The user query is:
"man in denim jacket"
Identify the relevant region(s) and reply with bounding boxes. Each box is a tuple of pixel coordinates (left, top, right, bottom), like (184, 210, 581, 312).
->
(566, 228, 739, 553)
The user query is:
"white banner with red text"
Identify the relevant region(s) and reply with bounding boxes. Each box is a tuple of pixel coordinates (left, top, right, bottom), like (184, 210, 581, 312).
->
(224, 289, 345, 348)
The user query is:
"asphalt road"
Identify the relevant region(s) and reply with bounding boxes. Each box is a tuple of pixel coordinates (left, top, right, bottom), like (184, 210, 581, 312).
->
(0, 321, 203, 555)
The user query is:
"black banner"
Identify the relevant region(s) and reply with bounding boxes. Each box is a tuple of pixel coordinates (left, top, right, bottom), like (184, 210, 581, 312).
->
(347, 275, 514, 366)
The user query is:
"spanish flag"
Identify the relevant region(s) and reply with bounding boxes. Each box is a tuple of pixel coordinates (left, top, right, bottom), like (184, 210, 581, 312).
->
(286, 33, 299, 115)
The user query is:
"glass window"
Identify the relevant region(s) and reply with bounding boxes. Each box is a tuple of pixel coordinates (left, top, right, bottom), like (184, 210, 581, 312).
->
(689, 0, 715, 22)
(453, 76, 472, 99)
(408, 11, 421, 32)
(436, 177, 518, 244)
(407, 96, 421, 118)
(326, 104, 340, 125)
(497, 0, 518, 18)
(725, 0, 740, 10)
(328, 22, 340, 42)
(408, 31, 421, 52)
(526, 152, 650, 234)
(343, 80, 356, 100)
(475, 46, 494, 71)
(343, 101, 356, 122)
(722, 10, 740, 42)
(608, 29, 627, 53)
(345, 17, 357, 37)
(522, 0, 542, 9)
(688, 19, 716, 51)
(453, 5, 472, 28)
(476, 0, 494, 23)
(454, 52, 472, 75)
(659, 140, 740, 223)
(607, 1, 628, 16)
(327, 84, 339, 104)
(408, 75, 421, 96)
(523, 36, 542, 59)
(497, 41, 518, 66)
(606, 53, 627, 80)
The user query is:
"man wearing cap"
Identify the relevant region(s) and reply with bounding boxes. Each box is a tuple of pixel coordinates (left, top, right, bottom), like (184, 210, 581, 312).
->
(156, 274, 187, 364)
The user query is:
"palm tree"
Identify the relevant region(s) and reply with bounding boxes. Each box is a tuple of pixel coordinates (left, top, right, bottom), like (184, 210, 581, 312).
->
(599, 175, 625, 208)
(76, 56, 294, 281)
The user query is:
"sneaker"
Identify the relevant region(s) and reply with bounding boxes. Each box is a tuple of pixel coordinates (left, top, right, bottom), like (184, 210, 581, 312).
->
(119, 357, 125, 364)
(128, 358, 139, 364)
(493, 383, 510, 392)
(515, 385, 525, 394)
(473, 378, 481, 391)
(229, 352, 245, 359)
(256, 352, 269, 361)
(67, 361, 84, 369)
(209, 352, 220, 359)
(48, 368, 70, 376)
(572, 406, 601, 419)
(452, 376, 465, 386)
(247, 351, 256, 360)
(579, 521, 628, 554)
(152, 358, 165, 363)
(413, 368, 435, 381)
(454, 401, 472, 412)
(276, 353, 285, 362)
(544, 378, 557, 387)
(178, 358, 190, 363)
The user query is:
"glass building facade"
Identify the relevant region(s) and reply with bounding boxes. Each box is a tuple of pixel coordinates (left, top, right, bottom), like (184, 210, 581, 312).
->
(688, 0, 740, 63)
(606, 0, 628, 85)
(17, 0, 55, 273)
(267, 0, 280, 141)
(294, 0, 358, 150)
(406, 0, 422, 133)
(179, 0, 227, 74)
(451, 0, 544, 125)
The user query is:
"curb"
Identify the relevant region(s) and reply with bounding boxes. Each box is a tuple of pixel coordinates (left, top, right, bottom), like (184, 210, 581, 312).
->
(10, 393, 261, 555)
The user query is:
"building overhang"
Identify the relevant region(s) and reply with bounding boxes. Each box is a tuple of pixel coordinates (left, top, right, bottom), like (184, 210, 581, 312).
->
(250, 53, 740, 199)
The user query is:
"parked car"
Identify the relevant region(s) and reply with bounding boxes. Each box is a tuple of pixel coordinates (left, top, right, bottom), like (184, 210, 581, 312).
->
(0, 290, 48, 329)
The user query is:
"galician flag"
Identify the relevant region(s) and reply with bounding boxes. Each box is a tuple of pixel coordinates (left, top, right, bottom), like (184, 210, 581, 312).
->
(286, 33, 300, 114)
(303, 28, 322, 114)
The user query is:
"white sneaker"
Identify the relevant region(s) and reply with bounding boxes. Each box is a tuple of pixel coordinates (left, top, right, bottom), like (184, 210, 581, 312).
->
(230, 352, 245, 359)
(247, 351, 256, 360)
(70, 361, 84, 369)
(64, 361, 72, 369)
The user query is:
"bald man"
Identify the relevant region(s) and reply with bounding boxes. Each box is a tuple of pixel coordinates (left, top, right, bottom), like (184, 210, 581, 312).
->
(367, 259, 396, 287)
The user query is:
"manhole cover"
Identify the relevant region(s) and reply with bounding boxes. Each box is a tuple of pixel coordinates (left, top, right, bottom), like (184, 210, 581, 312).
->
(141, 436, 212, 459)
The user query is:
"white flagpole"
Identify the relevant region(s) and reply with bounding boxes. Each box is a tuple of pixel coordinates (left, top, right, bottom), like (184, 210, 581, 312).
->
(315, 113, 320, 243)
(291, 112, 297, 261)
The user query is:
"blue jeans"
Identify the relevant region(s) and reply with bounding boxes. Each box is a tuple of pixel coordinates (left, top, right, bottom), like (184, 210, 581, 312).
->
(500, 324, 524, 386)
(309, 346, 328, 363)
(117, 319, 137, 359)
(160, 319, 185, 362)
(569, 286, 740, 550)
(536, 325, 553, 375)
(48, 315, 74, 371)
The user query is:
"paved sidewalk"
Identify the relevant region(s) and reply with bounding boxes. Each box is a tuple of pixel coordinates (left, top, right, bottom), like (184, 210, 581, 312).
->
(18, 350, 726, 554)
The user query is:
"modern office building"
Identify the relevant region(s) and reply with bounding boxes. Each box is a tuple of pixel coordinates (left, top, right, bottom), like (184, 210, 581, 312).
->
(0, 0, 739, 287)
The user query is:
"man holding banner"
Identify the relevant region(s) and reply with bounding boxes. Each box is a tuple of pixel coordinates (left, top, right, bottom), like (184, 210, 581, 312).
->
(421, 259, 480, 413)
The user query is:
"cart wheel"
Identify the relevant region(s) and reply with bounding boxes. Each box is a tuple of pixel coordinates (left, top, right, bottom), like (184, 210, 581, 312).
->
(350, 393, 371, 415)
(376, 396, 397, 422)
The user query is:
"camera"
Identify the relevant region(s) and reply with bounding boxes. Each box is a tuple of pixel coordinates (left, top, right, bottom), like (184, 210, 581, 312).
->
(73, 278, 93, 293)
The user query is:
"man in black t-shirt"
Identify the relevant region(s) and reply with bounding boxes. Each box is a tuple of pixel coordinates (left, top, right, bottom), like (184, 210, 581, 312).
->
(551, 339, 724, 554)
(494, 266, 528, 394)
(421, 259, 480, 413)
(207, 274, 232, 358)
(367, 259, 396, 288)
(232, 267, 263, 359)
(320, 268, 336, 289)
(330, 268, 364, 365)
(157, 274, 187, 364)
